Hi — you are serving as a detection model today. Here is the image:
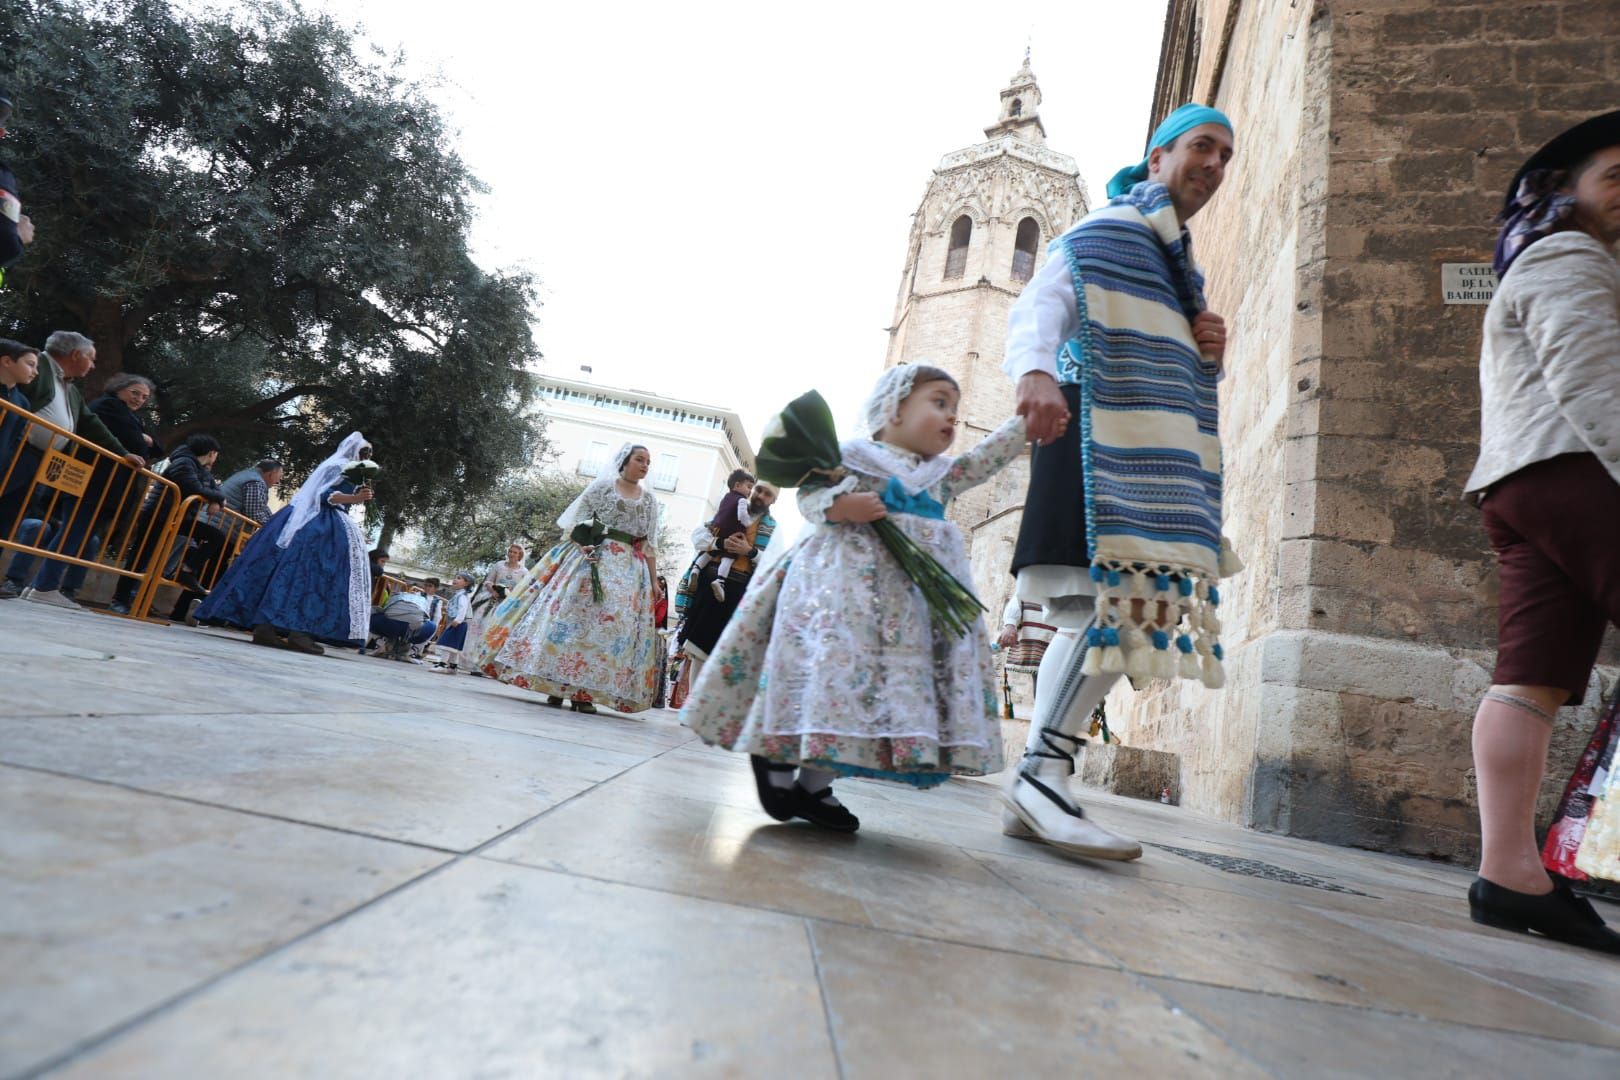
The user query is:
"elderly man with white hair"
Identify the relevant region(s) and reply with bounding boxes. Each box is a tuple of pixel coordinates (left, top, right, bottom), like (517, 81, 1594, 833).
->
(1, 330, 146, 605)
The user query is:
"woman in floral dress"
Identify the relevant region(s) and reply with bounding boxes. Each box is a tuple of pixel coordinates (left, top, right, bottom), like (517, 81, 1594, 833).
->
(463, 543, 527, 661)
(470, 444, 663, 713)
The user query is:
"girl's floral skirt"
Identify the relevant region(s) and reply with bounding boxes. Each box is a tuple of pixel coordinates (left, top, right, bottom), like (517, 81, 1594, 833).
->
(681, 519, 1004, 788)
(468, 539, 659, 713)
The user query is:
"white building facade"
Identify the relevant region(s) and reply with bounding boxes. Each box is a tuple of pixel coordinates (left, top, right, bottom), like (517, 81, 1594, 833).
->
(533, 374, 756, 574)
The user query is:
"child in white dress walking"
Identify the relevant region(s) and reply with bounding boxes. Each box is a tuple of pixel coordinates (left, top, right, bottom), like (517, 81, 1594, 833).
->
(683, 365, 1025, 831)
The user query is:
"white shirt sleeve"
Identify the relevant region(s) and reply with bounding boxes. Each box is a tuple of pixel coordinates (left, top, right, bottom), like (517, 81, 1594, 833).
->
(1001, 595, 1022, 627)
(736, 499, 753, 526)
(1003, 251, 1078, 383)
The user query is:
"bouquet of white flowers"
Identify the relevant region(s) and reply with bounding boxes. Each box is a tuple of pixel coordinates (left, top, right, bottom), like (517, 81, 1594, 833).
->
(341, 459, 382, 486)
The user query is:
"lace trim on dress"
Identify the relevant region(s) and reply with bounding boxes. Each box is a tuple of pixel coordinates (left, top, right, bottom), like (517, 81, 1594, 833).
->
(339, 511, 371, 641)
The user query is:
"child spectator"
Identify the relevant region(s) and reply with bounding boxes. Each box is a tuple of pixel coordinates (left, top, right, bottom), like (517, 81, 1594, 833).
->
(432, 573, 474, 674)
(691, 468, 756, 602)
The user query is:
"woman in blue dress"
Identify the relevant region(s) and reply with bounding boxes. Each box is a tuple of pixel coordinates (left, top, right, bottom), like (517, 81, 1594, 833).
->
(197, 432, 375, 655)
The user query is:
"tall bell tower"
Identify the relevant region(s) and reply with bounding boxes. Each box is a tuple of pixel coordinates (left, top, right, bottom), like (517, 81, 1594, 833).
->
(882, 52, 1089, 626)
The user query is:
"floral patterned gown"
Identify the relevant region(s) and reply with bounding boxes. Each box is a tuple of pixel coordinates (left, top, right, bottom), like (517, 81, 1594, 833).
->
(469, 482, 661, 712)
(684, 416, 1027, 787)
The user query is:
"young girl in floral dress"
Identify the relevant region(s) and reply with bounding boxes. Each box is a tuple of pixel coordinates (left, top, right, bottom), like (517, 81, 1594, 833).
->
(471, 444, 664, 713)
(683, 365, 1026, 831)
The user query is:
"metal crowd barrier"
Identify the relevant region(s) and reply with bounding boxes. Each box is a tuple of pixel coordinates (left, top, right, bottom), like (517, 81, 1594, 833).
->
(146, 493, 261, 602)
(372, 573, 408, 607)
(0, 396, 184, 620)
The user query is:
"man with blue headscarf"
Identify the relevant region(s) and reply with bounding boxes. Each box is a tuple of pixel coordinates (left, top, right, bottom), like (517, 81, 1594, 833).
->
(996, 103, 1239, 862)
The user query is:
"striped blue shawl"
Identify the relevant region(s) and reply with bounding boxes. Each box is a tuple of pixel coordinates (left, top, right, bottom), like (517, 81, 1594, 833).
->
(1053, 180, 1241, 688)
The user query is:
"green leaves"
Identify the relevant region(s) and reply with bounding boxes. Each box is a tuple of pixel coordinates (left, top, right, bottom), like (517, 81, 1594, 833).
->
(0, 0, 543, 536)
(755, 390, 844, 489)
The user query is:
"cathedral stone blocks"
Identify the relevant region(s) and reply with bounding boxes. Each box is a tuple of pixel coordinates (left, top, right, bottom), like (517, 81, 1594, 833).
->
(1130, 0, 1619, 860)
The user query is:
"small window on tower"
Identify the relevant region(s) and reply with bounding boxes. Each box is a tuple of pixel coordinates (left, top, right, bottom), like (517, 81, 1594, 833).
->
(1010, 98, 1023, 117)
(1012, 217, 1040, 283)
(945, 215, 972, 280)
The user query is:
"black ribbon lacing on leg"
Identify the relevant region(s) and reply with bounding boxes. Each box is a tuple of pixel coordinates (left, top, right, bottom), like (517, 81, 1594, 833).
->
(1020, 727, 1088, 819)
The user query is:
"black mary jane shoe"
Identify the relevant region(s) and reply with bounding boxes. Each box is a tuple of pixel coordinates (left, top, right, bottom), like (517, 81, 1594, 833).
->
(748, 755, 797, 822)
(790, 785, 860, 833)
(1469, 876, 1620, 955)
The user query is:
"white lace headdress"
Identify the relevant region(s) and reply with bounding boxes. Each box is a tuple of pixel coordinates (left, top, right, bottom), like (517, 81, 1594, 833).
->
(857, 365, 922, 440)
(558, 441, 647, 530)
(278, 432, 370, 548)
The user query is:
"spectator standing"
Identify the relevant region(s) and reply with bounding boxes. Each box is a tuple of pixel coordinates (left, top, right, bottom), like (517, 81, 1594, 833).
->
(1, 332, 143, 605)
(85, 374, 163, 569)
(87, 375, 162, 461)
(219, 458, 283, 525)
(431, 572, 473, 673)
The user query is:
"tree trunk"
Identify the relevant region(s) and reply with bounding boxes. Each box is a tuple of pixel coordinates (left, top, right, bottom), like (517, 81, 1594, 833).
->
(376, 512, 400, 555)
(84, 297, 129, 396)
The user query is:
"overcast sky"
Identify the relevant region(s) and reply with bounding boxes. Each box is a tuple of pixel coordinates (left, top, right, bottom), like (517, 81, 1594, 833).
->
(312, 0, 1166, 538)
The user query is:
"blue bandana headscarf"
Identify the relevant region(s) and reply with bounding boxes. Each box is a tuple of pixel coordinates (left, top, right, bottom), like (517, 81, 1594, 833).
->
(1106, 103, 1234, 199)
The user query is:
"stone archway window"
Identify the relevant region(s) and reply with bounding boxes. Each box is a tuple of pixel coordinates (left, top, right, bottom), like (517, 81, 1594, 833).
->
(1012, 217, 1040, 283)
(1010, 98, 1022, 117)
(945, 215, 972, 279)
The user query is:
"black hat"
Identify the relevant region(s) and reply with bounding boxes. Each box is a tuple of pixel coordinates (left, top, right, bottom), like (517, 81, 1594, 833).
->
(1504, 110, 1620, 216)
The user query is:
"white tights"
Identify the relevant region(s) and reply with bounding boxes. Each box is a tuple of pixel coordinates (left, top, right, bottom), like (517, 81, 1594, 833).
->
(1023, 598, 1120, 761)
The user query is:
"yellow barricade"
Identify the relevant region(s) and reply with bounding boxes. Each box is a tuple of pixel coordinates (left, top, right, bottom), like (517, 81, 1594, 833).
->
(0, 395, 184, 620)
(372, 572, 408, 608)
(146, 494, 262, 613)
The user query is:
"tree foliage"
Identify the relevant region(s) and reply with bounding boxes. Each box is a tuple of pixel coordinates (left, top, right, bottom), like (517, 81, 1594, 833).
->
(408, 471, 587, 575)
(0, 0, 545, 535)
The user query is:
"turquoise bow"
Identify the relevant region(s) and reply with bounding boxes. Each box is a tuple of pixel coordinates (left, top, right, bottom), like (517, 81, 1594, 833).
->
(881, 476, 945, 520)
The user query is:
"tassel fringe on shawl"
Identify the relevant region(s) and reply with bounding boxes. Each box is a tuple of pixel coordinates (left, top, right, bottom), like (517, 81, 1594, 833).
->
(1055, 181, 1243, 689)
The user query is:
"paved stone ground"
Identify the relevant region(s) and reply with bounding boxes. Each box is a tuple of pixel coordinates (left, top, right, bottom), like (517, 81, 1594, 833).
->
(4, 602, 1619, 1077)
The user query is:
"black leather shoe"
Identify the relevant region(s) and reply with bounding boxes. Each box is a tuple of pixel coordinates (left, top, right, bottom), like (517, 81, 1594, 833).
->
(749, 755, 796, 822)
(1469, 876, 1620, 955)
(790, 785, 860, 833)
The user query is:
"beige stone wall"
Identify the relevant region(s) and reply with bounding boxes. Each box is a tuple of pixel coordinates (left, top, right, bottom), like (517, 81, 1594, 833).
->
(1127, 0, 1620, 860)
(1116, 0, 1323, 827)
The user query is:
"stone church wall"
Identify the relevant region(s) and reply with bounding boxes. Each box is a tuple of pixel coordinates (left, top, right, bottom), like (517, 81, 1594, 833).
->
(1125, 0, 1619, 860)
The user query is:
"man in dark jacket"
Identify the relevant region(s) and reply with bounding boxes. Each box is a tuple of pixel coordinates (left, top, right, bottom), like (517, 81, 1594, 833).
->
(110, 434, 227, 617)
(0, 91, 34, 284)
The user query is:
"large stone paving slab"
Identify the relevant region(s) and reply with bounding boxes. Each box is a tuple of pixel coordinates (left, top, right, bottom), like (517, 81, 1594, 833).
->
(484, 773, 1110, 965)
(978, 848, 1620, 1048)
(0, 766, 446, 1077)
(53, 858, 838, 1078)
(0, 709, 642, 851)
(808, 921, 1263, 1074)
(1150, 978, 1620, 1075)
